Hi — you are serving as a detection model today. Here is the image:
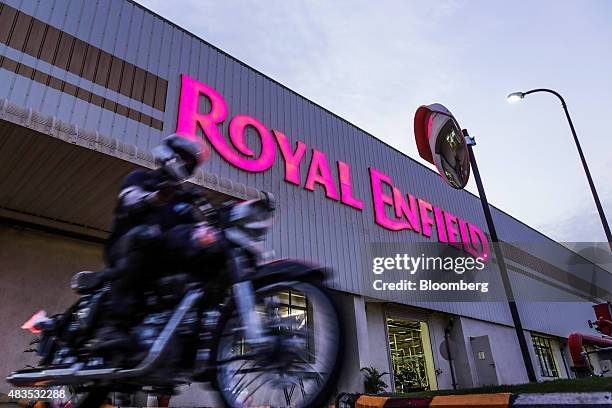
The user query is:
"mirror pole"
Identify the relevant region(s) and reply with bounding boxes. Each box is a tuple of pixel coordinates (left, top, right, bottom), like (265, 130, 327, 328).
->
(464, 130, 538, 383)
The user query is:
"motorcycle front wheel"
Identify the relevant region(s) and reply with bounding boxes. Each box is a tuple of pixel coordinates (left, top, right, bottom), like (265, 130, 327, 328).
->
(212, 280, 344, 408)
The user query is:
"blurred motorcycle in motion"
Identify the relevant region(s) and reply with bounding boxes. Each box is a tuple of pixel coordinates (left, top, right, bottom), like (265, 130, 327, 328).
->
(7, 142, 344, 408)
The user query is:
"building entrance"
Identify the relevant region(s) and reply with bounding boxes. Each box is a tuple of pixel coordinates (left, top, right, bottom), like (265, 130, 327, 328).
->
(387, 318, 437, 392)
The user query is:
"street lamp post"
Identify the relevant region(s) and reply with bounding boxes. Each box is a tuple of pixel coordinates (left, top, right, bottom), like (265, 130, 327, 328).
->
(507, 89, 612, 251)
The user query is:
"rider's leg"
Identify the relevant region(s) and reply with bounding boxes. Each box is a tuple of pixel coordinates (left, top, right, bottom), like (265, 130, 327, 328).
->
(94, 225, 161, 353)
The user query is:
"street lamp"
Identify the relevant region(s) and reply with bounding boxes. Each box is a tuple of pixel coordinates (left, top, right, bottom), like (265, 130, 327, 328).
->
(507, 88, 612, 251)
(506, 92, 524, 103)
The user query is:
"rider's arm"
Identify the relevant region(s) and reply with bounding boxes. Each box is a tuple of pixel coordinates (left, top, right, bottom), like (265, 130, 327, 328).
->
(118, 185, 159, 214)
(116, 170, 163, 216)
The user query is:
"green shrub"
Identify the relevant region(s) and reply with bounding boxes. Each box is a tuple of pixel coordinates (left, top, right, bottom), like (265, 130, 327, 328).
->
(361, 366, 389, 394)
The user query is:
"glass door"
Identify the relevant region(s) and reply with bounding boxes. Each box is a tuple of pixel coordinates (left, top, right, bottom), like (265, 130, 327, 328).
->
(387, 318, 437, 392)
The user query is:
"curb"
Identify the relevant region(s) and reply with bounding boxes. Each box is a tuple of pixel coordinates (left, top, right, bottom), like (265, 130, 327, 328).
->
(429, 393, 510, 408)
(337, 392, 612, 408)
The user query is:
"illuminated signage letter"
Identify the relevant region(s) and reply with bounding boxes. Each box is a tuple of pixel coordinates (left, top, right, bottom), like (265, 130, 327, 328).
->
(338, 161, 363, 210)
(418, 199, 434, 238)
(176, 73, 227, 143)
(434, 207, 448, 243)
(392, 188, 420, 232)
(444, 211, 461, 248)
(227, 114, 276, 172)
(369, 168, 410, 230)
(458, 217, 470, 244)
(305, 149, 339, 200)
(274, 129, 307, 185)
(468, 223, 490, 261)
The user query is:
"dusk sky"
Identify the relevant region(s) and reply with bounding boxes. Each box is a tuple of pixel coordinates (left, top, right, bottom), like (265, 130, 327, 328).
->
(139, 0, 612, 244)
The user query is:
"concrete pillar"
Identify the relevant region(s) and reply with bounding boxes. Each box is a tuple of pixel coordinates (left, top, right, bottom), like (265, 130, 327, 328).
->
(448, 317, 476, 389)
(364, 302, 392, 391)
(335, 292, 371, 393)
(551, 337, 571, 379)
(427, 313, 456, 390)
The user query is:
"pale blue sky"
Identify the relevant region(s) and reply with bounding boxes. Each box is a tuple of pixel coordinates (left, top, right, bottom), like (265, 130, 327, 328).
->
(139, 0, 612, 243)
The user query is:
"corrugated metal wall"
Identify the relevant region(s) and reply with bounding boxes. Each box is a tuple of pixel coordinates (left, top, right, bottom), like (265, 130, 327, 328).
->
(0, 0, 605, 335)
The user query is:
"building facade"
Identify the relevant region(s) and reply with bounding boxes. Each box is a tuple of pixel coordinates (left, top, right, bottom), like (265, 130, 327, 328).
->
(0, 0, 610, 405)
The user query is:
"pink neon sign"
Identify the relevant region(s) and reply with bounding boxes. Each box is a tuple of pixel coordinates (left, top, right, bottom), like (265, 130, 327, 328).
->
(176, 74, 489, 260)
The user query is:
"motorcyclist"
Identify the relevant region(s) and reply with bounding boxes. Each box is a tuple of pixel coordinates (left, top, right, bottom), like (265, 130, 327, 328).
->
(78, 134, 221, 356)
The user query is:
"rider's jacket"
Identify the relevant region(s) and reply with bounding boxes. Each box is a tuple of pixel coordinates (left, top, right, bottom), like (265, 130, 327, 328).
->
(105, 168, 206, 262)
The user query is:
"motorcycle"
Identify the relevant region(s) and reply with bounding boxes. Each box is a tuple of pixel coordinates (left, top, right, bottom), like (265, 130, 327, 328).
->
(7, 191, 344, 408)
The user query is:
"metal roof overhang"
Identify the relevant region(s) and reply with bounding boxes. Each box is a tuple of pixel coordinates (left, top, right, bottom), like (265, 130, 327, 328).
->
(0, 99, 264, 239)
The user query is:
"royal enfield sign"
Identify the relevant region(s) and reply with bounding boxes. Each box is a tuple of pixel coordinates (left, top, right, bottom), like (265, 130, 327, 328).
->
(175, 74, 488, 260)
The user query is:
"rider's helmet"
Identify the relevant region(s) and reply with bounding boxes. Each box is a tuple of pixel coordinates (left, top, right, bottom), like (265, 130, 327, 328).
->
(152, 134, 210, 181)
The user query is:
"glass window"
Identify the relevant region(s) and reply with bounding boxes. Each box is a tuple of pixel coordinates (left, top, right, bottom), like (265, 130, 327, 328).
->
(234, 290, 312, 358)
(276, 290, 312, 360)
(532, 334, 559, 378)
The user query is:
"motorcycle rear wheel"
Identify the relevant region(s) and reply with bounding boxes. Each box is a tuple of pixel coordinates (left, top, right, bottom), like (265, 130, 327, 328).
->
(212, 280, 344, 408)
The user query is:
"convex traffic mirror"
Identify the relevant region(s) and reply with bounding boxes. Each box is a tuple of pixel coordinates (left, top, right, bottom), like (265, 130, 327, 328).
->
(414, 103, 471, 189)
